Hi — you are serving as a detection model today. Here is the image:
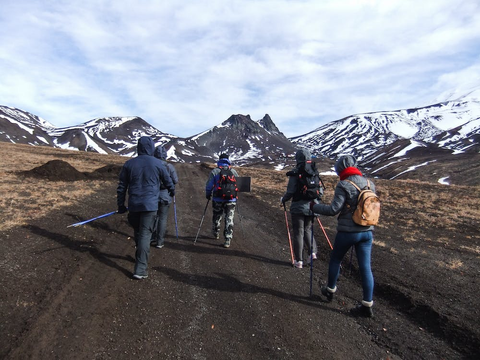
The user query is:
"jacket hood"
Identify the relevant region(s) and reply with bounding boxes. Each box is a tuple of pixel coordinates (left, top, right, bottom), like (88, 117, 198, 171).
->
(295, 149, 311, 165)
(334, 155, 358, 174)
(217, 158, 231, 168)
(137, 136, 155, 156)
(154, 145, 167, 160)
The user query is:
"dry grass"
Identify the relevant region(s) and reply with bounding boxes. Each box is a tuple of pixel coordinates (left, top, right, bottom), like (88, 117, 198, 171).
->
(0, 142, 125, 231)
(2, 142, 479, 250)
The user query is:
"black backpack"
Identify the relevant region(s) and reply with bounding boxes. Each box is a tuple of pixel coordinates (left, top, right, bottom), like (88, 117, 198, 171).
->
(289, 161, 323, 201)
(213, 167, 238, 200)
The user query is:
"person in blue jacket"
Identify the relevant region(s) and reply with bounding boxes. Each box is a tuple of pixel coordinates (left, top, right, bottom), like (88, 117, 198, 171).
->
(117, 136, 174, 280)
(151, 145, 179, 248)
(205, 153, 239, 248)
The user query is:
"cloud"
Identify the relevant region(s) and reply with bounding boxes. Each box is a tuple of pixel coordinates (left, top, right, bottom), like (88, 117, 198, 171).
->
(0, 0, 479, 137)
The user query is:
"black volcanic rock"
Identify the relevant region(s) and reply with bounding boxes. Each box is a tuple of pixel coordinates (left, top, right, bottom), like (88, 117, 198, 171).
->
(257, 114, 282, 136)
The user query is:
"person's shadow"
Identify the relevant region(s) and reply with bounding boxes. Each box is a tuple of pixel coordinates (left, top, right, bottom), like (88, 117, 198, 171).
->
(24, 224, 133, 278)
(152, 265, 339, 311)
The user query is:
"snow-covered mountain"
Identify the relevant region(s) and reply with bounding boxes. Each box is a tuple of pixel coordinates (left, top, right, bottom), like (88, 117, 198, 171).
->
(164, 114, 296, 165)
(47, 116, 177, 156)
(0, 107, 294, 165)
(290, 88, 480, 185)
(291, 96, 480, 160)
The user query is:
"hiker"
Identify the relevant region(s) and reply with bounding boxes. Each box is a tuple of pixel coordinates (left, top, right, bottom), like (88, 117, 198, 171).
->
(117, 136, 175, 280)
(311, 155, 376, 317)
(151, 145, 179, 248)
(281, 149, 320, 269)
(205, 153, 239, 248)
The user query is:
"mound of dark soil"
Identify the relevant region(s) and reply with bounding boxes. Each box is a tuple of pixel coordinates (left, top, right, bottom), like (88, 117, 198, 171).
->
(88, 164, 123, 180)
(21, 161, 123, 181)
(22, 160, 87, 181)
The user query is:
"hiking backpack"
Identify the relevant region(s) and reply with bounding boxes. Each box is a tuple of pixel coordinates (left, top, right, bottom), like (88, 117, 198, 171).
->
(213, 167, 238, 200)
(291, 161, 323, 201)
(345, 179, 381, 226)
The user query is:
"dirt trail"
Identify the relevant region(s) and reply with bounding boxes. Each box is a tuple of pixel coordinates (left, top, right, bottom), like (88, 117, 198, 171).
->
(0, 163, 476, 359)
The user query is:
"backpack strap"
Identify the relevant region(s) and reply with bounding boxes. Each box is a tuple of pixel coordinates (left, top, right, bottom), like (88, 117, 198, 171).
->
(345, 179, 371, 190)
(344, 179, 361, 191)
(343, 179, 361, 214)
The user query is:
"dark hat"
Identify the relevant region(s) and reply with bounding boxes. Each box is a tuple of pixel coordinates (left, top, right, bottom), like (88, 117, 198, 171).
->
(219, 153, 229, 159)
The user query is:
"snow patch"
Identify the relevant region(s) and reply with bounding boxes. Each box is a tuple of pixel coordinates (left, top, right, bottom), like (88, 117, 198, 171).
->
(438, 177, 450, 185)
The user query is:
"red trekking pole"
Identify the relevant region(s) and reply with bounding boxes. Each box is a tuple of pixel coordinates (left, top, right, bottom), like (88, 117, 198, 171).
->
(316, 217, 333, 250)
(283, 203, 295, 266)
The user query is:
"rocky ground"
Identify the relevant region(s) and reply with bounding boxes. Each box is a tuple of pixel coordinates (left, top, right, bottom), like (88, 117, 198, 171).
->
(0, 145, 479, 359)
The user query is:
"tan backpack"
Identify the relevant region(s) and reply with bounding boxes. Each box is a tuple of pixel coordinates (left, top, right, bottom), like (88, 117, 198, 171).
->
(345, 179, 380, 226)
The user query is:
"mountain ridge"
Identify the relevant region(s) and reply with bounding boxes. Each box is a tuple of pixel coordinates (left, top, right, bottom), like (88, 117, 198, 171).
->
(1, 87, 479, 185)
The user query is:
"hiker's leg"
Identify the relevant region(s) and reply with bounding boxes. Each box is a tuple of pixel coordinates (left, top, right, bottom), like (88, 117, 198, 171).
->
(212, 200, 223, 236)
(291, 213, 305, 262)
(223, 202, 236, 241)
(150, 210, 159, 244)
(133, 211, 156, 276)
(304, 215, 317, 255)
(354, 231, 374, 302)
(128, 212, 141, 247)
(156, 201, 170, 247)
(327, 231, 354, 289)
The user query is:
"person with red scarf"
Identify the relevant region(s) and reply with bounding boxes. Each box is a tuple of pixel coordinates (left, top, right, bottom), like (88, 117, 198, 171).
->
(310, 155, 376, 317)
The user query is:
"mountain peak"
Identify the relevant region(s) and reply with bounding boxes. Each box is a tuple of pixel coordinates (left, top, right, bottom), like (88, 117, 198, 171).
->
(257, 114, 282, 135)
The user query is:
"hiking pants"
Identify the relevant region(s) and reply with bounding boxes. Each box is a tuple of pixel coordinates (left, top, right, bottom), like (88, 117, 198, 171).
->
(291, 214, 317, 262)
(212, 200, 236, 240)
(153, 201, 171, 246)
(328, 231, 374, 302)
(128, 211, 157, 276)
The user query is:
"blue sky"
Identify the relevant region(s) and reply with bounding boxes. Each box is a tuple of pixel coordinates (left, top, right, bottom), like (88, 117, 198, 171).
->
(1, 0, 480, 138)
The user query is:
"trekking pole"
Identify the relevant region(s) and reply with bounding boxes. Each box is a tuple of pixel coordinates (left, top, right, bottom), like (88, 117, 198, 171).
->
(316, 217, 333, 250)
(309, 215, 314, 297)
(173, 195, 179, 241)
(67, 210, 118, 228)
(194, 199, 210, 245)
(283, 203, 295, 266)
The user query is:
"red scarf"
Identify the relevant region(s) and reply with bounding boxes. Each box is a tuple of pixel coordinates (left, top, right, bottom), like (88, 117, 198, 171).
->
(339, 167, 362, 180)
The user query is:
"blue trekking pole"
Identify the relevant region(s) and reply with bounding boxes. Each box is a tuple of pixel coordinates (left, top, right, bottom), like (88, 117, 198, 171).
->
(310, 215, 314, 297)
(67, 210, 118, 228)
(174, 195, 179, 241)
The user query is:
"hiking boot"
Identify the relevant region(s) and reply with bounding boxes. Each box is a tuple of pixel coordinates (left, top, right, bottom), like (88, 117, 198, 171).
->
(223, 239, 231, 248)
(307, 253, 317, 263)
(320, 286, 334, 302)
(293, 260, 303, 269)
(132, 274, 148, 280)
(350, 304, 374, 318)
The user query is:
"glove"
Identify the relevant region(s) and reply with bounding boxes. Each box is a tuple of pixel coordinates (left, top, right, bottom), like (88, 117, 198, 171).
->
(118, 205, 127, 214)
(206, 193, 212, 200)
(309, 201, 316, 212)
(169, 190, 175, 198)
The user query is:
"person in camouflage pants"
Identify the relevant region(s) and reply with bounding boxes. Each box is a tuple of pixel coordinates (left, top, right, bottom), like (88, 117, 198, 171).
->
(211, 201, 236, 246)
(205, 153, 239, 248)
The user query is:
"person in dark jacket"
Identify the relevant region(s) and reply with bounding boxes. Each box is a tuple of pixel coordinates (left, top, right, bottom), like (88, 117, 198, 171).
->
(117, 136, 174, 280)
(151, 145, 179, 248)
(281, 149, 319, 268)
(205, 153, 239, 248)
(311, 155, 375, 317)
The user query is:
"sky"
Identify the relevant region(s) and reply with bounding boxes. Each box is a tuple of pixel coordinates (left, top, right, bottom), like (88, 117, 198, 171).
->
(1, 0, 480, 138)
